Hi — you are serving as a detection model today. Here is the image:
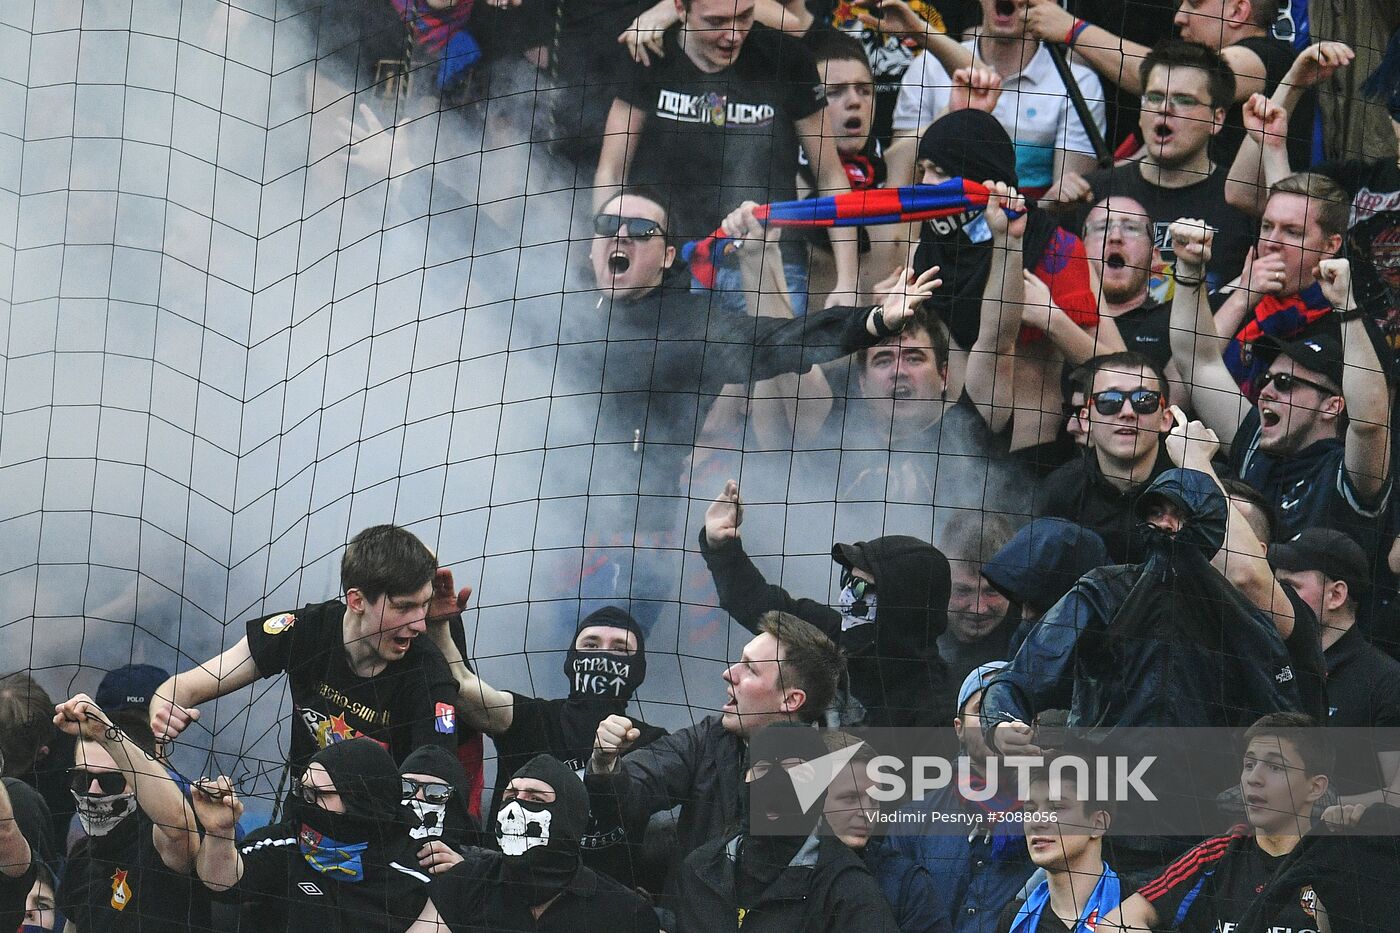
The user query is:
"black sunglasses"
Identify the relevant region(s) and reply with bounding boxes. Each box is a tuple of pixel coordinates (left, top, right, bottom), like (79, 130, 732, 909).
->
(1258, 370, 1338, 397)
(1091, 388, 1163, 416)
(69, 767, 127, 797)
(839, 567, 874, 602)
(593, 214, 666, 239)
(401, 778, 453, 804)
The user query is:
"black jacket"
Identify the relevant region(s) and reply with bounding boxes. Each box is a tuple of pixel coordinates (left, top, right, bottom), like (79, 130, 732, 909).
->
(584, 715, 746, 900)
(983, 469, 1304, 737)
(700, 532, 953, 727)
(676, 834, 902, 933)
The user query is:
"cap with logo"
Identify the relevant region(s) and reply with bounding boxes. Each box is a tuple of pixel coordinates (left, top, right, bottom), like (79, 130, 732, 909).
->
(95, 663, 171, 713)
(1258, 331, 1343, 391)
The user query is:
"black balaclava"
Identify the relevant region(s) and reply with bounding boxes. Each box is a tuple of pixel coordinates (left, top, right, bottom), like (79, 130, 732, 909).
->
(737, 724, 829, 902)
(558, 606, 646, 765)
(495, 754, 588, 906)
(399, 745, 477, 850)
(289, 737, 407, 881)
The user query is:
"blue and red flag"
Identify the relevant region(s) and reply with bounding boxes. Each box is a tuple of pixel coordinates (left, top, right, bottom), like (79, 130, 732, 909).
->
(683, 179, 1005, 288)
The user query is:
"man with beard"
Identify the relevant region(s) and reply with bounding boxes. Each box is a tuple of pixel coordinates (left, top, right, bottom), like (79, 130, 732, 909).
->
(51, 694, 208, 933)
(424, 591, 667, 886)
(1081, 196, 1173, 374)
(1169, 221, 1392, 556)
(700, 479, 955, 727)
(543, 188, 940, 508)
(407, 755, 659, 932)
(193, 737, 430, 933)
(400, 746, 479, 876)
(675, 724, 901, 933)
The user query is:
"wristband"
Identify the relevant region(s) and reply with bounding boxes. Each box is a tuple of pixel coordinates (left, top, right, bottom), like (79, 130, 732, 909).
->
(870, 305, 899, 338)
(1066, 18, 1089, 47)
(1333, 307, 1365, 322)
(1174, 265, 1204, 288)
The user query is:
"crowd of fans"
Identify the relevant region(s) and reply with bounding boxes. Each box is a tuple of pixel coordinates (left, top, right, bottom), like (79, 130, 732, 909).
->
(7, 0, 1400, 929)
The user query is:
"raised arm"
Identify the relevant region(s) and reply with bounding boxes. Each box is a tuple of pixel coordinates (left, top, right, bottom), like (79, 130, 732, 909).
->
(1321, 259, 1393, 505)
(1167, 219, 1249, 448)
(57, 694, 201, 873)
(0, 779, 30, 879)
(964, 183, 1026, 433)
(150, 636, 261, 746)
(1023, 0, 1152, 95)
(190, 776, 244, 892)
(795, 110, 859, 304)
(594, 98, 646, 213)
(423, 568, 515, 736)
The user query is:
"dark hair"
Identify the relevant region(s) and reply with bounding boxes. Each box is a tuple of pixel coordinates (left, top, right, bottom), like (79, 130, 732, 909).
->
(1139, 40, 1237, 109)
(1269, 172, 1349, 240)
(758, 611, 844, 722)
(806, 28, 872, 72)
(1086, 351, 1171, 404)
(108, 709, 160, 759)
(0, 673, 55, 776)
(1248, 0, 1280, 28)
(1221, 477, 1277, 543)
(341, 525, 438, 603)
(601, 186, 672, 248)
(856, 307, 950, 371)
(1244, 712, 1334, 777)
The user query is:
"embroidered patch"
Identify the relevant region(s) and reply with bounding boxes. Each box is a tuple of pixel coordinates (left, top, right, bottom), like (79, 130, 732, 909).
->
(111, 869, 132, 911)
(434, 702, 456, 734)
(263, 612, 296, 635)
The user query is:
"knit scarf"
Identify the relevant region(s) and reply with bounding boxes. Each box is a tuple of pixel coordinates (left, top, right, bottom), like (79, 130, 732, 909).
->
(1223, 282, 1332, 400)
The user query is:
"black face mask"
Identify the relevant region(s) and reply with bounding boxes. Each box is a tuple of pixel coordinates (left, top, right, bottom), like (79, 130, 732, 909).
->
(496, 797, 581, 905)
(563, 648, 645, 701)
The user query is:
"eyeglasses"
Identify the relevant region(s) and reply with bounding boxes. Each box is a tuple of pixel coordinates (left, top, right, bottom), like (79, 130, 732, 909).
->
(1141, 91, 1210, 111)
(69, 768, 127, 797)
(401, 778, 453, 804)
(839, 567, 875, 601)
(1258, 370, 1339, 397)
(593, 214, 666, 240)
(1084, 218, 1152, 239)
(294, 778, 339, 807)
(1090, 388, 1163, 416)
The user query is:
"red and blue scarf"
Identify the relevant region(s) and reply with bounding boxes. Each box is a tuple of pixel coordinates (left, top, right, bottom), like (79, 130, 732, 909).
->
(1223, 282, 1332, 400)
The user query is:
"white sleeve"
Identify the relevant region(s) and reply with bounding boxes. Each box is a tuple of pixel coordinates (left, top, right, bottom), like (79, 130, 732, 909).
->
(892, 52, 952, 132)
(1056, 64, 1108, 156)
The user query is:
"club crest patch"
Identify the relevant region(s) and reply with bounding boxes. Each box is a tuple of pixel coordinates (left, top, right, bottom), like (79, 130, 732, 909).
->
(111, 868, 132, 911)
(263, 612, 296, 635)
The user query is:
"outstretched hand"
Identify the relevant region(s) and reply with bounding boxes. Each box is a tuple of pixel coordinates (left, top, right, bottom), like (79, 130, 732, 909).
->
(874, 266, 943, 332)
(704, 480, 743, 548)
(1284, 41, 1354, 90)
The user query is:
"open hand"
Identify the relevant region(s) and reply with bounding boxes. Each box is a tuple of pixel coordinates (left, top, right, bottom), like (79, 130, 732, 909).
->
(429, 567, 472, 623)
(704, 480, 743, 548)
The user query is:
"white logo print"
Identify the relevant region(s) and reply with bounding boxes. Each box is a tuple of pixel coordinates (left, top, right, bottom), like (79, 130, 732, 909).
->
(297, 882, 322, 895)
(496, 800, 552, 856)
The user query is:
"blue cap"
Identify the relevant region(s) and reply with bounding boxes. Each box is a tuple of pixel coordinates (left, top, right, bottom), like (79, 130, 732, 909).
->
(95, 663, 169, 713)
(957, 661, 1009, 715)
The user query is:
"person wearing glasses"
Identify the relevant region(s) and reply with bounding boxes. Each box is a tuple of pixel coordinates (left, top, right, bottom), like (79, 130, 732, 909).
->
(193, 737, 431, 933)
(399, 746, 480, 876)
(1081, 198, 1174, 376)
(50, 693, 209, 933)
(1035, 352, 1178, 563)
(1169, 218, 1393, 558)
(1044, 41, 1253, 300)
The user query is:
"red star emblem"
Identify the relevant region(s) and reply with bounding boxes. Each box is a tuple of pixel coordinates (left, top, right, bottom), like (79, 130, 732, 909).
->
(113, 869, 128, 886)
(329, 714, 355, 741)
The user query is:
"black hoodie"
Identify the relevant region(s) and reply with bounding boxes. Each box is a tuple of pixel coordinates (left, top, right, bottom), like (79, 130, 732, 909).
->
(701, 530, 954, 727)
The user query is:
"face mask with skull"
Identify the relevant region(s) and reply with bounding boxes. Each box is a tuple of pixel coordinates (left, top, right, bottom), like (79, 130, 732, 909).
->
(495, 799, 553, 855)
(405, 796, 448, 841)
(493, 756, 589, 906)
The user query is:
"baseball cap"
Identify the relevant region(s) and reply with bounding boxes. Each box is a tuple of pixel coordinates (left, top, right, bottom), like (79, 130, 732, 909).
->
(1258, 331, 1344, 391)
(957, 661, 1009, 715)
(1270, 529, 1370, 593)
(95, 663, 170, 713)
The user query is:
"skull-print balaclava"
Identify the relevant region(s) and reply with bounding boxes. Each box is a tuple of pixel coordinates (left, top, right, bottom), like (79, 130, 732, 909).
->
(399, 745, 476, 849)
(495, 754, 588, 906)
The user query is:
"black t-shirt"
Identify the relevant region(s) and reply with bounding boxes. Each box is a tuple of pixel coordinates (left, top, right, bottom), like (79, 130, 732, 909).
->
(1228, 408, 1389, 559)
(1081, 161, 1254, 294)
(1215, 35, 1317, 173)
(1035, 445, 1176, 564)
(57, 812, 212, 933)
(1316, 159, 1400, 369)
(428, 849, 661, 933)
(1112, 299, 1171, 372)
(618, 22, 825, 244)
(0, 861, 34, 933)
(486, 695, 666, 886)
(230, 821, 431, 933)
(246, 600, 459, 775)
(1325, 626, 1400, 796)
(1138, 829, 1320, 933)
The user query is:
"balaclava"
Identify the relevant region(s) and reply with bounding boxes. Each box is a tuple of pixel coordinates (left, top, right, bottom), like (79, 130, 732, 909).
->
(399, 745, 476, 849)
(737, 723, 830, 901)
(69, 749, 137, 840)
(290, 737, 405, 882)
(495, 755, 588, 906)
(558, 607, 646, 767)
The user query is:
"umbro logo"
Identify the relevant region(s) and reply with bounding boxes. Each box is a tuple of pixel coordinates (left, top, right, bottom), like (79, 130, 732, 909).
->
(298, 882, 323, 896)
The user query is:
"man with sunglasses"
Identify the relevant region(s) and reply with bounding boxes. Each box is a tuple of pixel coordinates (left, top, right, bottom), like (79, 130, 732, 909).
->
(51, 693, 209, 933)
(399, 745, 479, 876)
(1036, 351, 1178, 563)
(149, 525, 466, 798)
(1169, 220, 1393, 558)
(1045, 41, 1253, 299)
